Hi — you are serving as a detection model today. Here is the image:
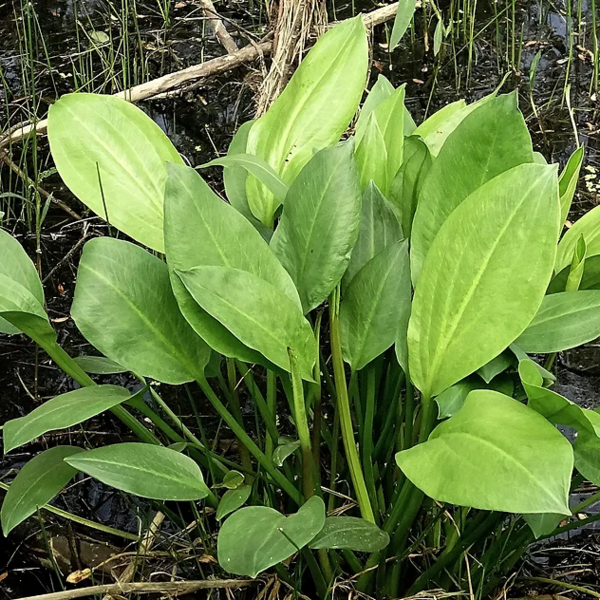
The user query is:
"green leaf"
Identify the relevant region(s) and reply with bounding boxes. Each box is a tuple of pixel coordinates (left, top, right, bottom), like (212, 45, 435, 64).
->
(4, 386, 132, 453)
(48, 94, 183, 252)
(559, 146, 584, 225)
(435, 378, 479, 419)
(345, 181, 403, 285)
(270, 142, 362, 313)
(216, 485, 252, 521)
(222, 121, 271, 239)
(272, 438, 301, 467)
(177, 266, 315, 380)
(556, 205, 600, 272)
(433, 18, 444, 55)
(411, 93, 534, 280)
(388, 136, 433, 238)
(574, 431, 600, 485)
(354, 75, 394, 135)
(341, 240, 411, 371)
(0, 229, 45, 334)
(408, 163, 559, 398)
(516, 291, 600, 353)
(549, 256, 600, 293)
(217, 496, 326, 577)
(199, 154, 289, 207)
(164, 163, 297, 362)
(390, 0, 417, 48)
(222, 470, 245, 489)
(476, 352, 514, 384)
(519, 359, 600, 435)
(524, 513, 564, 539)
(245, 17, 368, 226)
(1, 446, 83, 536)
(72, 237, 210, 384)
(74, 355, 126, 375)
(355, 113, 388, 192)
(308, 517, 390, 552)
(396, 390, 573, 514)
(65, 443, 210, 500)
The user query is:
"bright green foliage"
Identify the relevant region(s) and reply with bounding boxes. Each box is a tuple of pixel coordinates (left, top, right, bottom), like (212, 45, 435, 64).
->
(217, 496, 325, 577)
(397, 391, 573, 515)
(556, 204, 600, 271)
(4, 386, 132, 453)
(559, 146, 584, 225)
(48, 93, 183, 252)
(345, 181, 403, 285)
(3, 17, 598, 598)
(341, 240, 410, 371)
(65, 443, 210, 500)
(408, 163, 559, 398)
(245, 16, 368, 226)
(1, 446, 83, 535)
(390, 0, 417, 48)
(410, 93, 534, 280)
(519, 359, 600, 435)
(271, 142, 362, 313)
(72, 237, 210, 384)
(178, 266, 315, 379)
(516, 291, 600, 352)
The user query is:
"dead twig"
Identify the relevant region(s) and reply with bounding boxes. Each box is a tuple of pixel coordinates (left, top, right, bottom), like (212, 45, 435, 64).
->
(198, 0, 238, 54)
(14, 580, 256, 600)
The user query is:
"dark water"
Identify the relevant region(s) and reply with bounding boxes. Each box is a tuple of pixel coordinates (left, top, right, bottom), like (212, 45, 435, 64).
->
(1, 0, 600, 596)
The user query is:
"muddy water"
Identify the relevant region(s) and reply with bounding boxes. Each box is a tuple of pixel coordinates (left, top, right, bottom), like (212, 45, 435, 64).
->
(1, 0, 600, 596)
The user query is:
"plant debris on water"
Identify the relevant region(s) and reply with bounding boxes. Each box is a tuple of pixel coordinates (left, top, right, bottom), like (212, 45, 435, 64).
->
(1, 0, 600, 599)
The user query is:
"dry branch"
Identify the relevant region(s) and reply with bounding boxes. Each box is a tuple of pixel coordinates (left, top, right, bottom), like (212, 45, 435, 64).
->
(198, 0, 239, 54)
(15, 580, 255, 600)
(0, 2, 400, 150)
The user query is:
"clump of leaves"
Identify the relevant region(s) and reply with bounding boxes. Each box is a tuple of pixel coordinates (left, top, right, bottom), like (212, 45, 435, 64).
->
(1, 14, 596, 599)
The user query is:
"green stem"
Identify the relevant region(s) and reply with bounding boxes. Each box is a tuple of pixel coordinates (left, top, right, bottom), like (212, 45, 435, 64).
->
(289, 348, 317, 498)
(0, 481, 139, 541)
(329, 287, 375, 523)
(196, 376, 302, 505)
(226, 358, 253, 475)
(266, 370, 277, 460)
(362, 367, 379, 523)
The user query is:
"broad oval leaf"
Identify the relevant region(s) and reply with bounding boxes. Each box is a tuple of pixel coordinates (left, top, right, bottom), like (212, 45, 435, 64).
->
(341, 240, 410, 371)
(413, 100, 466, 140)
(270, 142, 362, 313)
(411, 93, 534, 280)
(245, 17, 368, 226)
(72, 237, 210, 384)
(408, 163, 559, 398)
(164, 163, 298, 363)
(396, 390, 573, 515)
(556, 204, 600, 272)
(516, 291, 600, 353)
(1, 446, 83, 536)
(574, 431, 600, 485)
(48, 94, 183, 252)
(354, 75, 395, 135)
(308, 516, 389, 552)
(216, 485, 252, 521)
(217, 496, 325, 577)
(4, 386, 132, 453)
(177, 266, 315, 380)
(65, 443, 210, 500)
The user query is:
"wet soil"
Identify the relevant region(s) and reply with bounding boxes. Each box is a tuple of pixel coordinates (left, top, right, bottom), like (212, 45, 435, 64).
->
(1, 0, 600, 597)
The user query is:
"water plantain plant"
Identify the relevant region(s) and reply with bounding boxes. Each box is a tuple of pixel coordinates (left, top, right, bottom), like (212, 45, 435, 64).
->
(1, 14, 598, 598)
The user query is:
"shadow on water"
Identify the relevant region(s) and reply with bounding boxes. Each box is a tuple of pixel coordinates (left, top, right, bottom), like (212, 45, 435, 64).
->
(0, 0, 599, 596)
